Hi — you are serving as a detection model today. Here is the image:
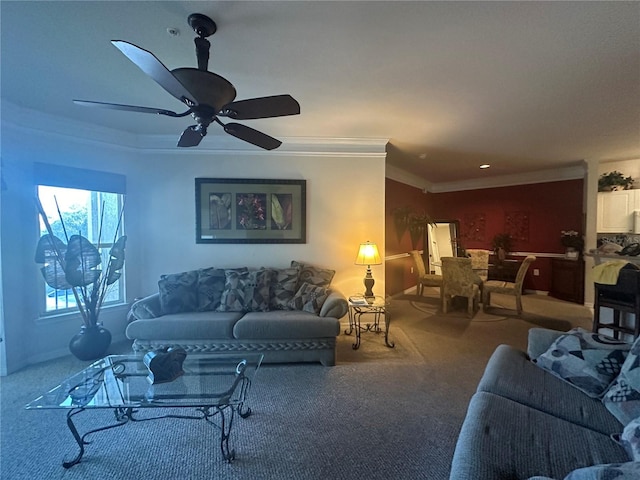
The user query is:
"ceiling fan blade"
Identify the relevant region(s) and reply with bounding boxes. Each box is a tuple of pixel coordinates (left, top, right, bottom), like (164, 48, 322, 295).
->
(73, 100, 188, 117)
(178, 125, 204, 147)
(220, 95, 300, 120)
(223, 123, 282, 150)
(111, 40, 198, 106)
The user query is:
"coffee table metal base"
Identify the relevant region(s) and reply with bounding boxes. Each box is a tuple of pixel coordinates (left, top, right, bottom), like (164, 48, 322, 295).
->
(63, 402, 251, 468)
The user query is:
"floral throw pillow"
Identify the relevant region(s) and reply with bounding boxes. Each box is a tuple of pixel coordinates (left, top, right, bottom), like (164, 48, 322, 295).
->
(158, 270, 199, 314)
(291, 261, 335, 289)
(533, 327, 630, 398)
(288, 282, 330, 314)
(218, 269, 271, 312)
(602, 336, 640, 426)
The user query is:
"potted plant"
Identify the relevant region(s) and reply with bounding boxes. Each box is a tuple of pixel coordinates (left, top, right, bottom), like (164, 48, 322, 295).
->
(598, 171, 634, 192)
(491, 233, 513, 262)
(34, 199, 126, 360)
(560, 230, 584, 259)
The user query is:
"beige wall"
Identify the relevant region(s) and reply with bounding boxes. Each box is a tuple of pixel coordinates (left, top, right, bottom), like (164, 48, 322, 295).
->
(0, 104, 386, 372)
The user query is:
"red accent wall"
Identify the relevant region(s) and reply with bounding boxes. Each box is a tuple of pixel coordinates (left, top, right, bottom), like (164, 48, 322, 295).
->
(385, 178, 584, 295)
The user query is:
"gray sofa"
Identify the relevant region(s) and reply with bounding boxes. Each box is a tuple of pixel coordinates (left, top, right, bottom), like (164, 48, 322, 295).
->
(449, 328, 635, 480)
(126, 263, 348, 366)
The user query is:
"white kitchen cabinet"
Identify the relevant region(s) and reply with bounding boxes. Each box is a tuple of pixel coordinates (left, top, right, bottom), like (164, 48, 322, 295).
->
(597, 190, 640, 233)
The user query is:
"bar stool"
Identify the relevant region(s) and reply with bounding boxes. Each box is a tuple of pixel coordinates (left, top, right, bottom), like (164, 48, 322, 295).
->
(592, 266, 640, 340)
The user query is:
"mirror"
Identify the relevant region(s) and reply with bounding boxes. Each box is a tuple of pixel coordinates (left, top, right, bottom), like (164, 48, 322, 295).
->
(427, 220, 460, 274)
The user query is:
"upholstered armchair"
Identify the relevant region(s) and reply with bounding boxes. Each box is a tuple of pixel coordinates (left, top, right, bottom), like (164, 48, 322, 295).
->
(441, 256, 481, 318)
(409, 250, 443, 297)
(466, 249, 490, 281)
(483, 255, 536, 315)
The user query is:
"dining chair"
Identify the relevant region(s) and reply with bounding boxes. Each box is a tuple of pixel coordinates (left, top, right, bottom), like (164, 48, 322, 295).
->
(441, 256, 481, 318)
(482, 256, 536, 315)
(409, 250, 442, 297)
(466, 249, 490, 281)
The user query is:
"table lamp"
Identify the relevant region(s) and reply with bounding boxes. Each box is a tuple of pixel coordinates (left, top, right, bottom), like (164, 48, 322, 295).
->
(355, 241, 382, 301)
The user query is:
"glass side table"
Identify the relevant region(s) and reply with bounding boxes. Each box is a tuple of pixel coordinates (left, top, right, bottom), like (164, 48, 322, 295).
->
(345, 295, 395, 350)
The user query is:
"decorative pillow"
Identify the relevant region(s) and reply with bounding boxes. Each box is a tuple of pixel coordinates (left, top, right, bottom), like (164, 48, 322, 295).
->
(533, 327, 630, 398)
(563, 462, 640, 479)
(288, 282, 330, 314)
(158, 270, 199, 314)
(218, 269, 271, 312)
(196, 268, 226, 312)
(291, 260, 335, 289)
(269, 267, 300, 310)
(602, 336, 640, 426)
(618, 416, 640, 461)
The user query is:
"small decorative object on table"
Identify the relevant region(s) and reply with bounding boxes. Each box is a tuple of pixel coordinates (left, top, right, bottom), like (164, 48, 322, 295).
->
(143, 347, 187, 384)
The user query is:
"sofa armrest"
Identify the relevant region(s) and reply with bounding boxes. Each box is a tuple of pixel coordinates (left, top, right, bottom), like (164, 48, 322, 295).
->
(527, 327, 566, 359)
(129, 293, 162, 320)
(319, 290, 348, 319)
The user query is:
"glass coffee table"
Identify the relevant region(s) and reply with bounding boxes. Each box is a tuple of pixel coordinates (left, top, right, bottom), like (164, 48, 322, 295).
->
(25, 352, 263, 468)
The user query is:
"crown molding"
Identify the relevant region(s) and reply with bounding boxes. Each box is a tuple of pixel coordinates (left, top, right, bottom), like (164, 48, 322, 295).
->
(429, 165, 587, 192)
(386, 162, 586, 193)
(1, 101, 387, 157)
(386, 164, 432, 191)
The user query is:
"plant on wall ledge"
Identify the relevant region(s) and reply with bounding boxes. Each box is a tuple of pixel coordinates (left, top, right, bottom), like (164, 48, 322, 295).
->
(491, 233, 513, 262)
(598, 171, 634, 192)
(408, 211, 434, 250)
(391, 206, 413, 242)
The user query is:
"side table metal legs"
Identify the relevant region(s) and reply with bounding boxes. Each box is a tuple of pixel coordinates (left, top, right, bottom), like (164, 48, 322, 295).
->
(345, 305, 395, 350)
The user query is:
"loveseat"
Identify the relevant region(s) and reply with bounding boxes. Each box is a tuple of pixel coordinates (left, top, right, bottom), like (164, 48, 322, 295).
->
(450, 327, 640, 479)
(126, 261, 348, 366)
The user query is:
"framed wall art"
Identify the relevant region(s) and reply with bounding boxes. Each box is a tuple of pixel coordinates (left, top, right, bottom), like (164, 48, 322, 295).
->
(195, 178, 306, 244)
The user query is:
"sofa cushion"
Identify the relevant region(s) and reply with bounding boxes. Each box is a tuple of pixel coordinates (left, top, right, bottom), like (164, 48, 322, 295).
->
(533, 328, 630, 398)
(158, 270, 199, 314)
(291, 260, 335, 288)
(288, 282, 330, 314)
(233, 311, 340, 339)
(218, 269, 271, 312)
(478, 344, 622, 435)
(196, 267, 226, 312)
(269, 267, 300, 310)
(603, 337, 640, 426)
(125, 311, 244, 340)
(449, 391, 629, 480)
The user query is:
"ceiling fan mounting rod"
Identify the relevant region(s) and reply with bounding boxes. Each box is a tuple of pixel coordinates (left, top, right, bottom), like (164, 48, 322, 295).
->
(188, 13, 217, 71)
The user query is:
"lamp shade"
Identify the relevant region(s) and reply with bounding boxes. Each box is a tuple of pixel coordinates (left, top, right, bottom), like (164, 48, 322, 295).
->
(354, 241, 382, 266)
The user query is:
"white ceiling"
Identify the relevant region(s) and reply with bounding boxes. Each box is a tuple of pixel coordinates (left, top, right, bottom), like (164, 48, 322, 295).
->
(1, 1, 639, 185)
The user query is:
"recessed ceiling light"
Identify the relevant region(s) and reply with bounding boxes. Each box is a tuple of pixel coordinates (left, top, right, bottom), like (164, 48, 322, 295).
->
(480, 164, 491, 169)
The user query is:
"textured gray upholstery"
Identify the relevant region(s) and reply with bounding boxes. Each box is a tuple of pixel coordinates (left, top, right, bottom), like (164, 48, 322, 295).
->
(450, 332, 633, 479)
(450, 392, 629, 480)
(126, 276, 348, 366)
(478, 344, 623, 435)
(234, 311, 340, 339)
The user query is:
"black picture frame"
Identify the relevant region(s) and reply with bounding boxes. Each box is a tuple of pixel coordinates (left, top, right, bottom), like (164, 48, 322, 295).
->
(195, 178, 306, 244)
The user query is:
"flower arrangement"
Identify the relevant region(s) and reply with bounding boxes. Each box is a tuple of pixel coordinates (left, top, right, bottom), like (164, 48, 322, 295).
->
(34, 198, 126, 328)
(560, 230, 584, 251)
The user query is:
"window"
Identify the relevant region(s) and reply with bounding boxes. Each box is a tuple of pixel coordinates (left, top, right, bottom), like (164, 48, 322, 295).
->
(37, 185, 125, 314)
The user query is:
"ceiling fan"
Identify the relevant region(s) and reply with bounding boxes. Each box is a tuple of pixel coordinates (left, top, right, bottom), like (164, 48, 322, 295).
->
(74, 13, 300, 150)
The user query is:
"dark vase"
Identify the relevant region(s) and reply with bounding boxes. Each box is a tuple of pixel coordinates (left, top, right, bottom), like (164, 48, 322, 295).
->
(69, 324, 112, 361)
